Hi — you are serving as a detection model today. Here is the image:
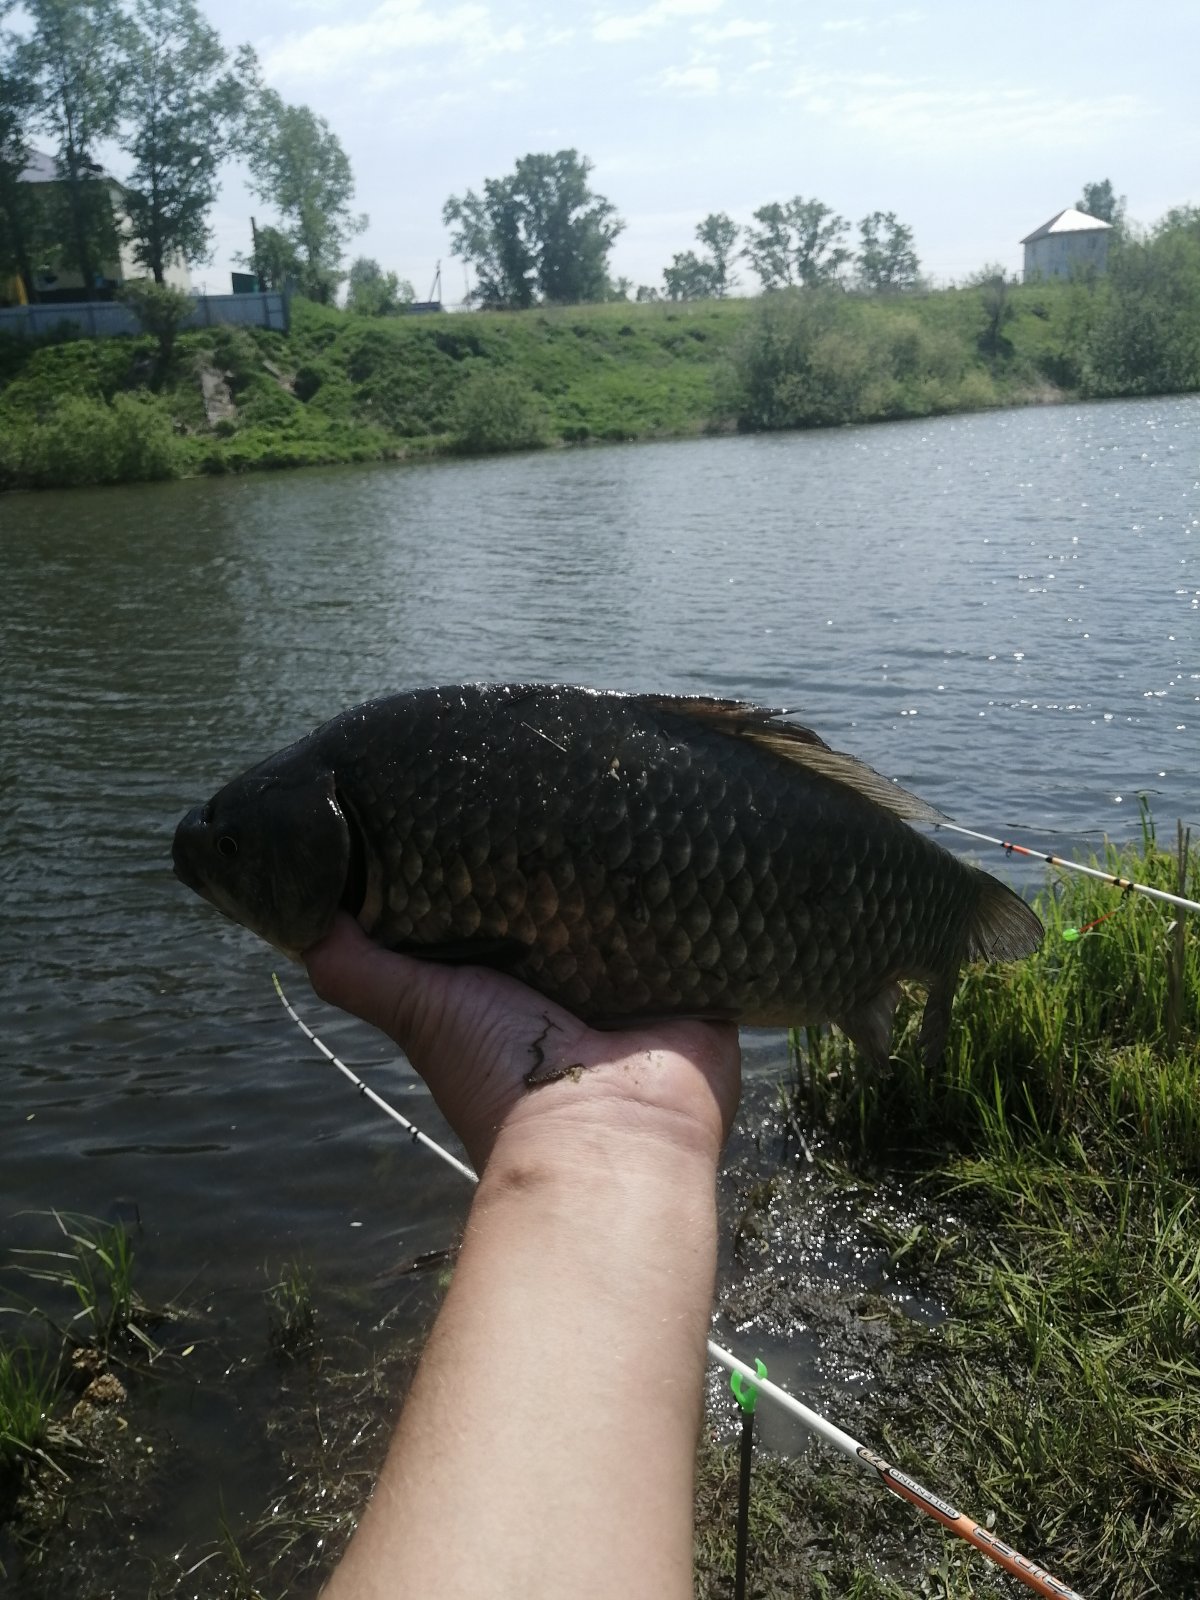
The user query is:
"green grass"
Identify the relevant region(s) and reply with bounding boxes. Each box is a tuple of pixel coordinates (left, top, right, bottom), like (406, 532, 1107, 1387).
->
(8, 1212, 159, 1358)
(0, 1345, 57, 1475)
(265, 1263, 317, 1361)
(790, 823, 1199, 1159)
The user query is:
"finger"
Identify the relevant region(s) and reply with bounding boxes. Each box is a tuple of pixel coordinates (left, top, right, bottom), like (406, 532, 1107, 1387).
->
(303, 913, 438, 1045)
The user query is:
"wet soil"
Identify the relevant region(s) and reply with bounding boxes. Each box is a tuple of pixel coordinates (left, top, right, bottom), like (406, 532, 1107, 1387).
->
(1, 1077, 1021, 1600)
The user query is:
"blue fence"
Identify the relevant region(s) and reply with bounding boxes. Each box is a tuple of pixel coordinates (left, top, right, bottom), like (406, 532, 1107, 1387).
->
(0, 290, 290, 340)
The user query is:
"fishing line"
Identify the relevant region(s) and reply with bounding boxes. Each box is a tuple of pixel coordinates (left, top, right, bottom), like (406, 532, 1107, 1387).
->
(934, 820, 1200, 917)
(271, 974, 1086, 1600)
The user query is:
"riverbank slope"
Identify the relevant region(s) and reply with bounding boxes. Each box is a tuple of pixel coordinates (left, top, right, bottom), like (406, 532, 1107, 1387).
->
(0, 273, 1157, 492)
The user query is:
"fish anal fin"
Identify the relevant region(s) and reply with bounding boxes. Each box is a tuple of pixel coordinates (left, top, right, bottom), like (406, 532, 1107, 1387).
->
(834, 981, 903, 1074)
(918, 974, 957, 1071)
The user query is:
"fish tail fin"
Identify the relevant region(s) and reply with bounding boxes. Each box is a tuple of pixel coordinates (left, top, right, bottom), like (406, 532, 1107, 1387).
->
(965, 870, 1044, 963)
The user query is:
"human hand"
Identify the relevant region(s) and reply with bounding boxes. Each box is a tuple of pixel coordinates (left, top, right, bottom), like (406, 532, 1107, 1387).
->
(304, 913, 742, 1174)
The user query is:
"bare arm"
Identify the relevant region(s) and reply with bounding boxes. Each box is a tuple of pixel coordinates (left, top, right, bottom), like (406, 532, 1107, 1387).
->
(306, 915, 741, 1600)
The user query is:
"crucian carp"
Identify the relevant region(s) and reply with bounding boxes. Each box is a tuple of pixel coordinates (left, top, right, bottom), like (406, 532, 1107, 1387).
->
(172, 684, 1042, 1068)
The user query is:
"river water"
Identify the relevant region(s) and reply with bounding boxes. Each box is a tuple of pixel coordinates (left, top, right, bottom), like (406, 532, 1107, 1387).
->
(2, 396, 1198, 1577)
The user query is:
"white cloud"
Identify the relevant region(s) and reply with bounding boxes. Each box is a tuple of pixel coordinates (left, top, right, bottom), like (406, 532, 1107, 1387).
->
(593, 0, 723, 44)
(694, 17, 769, 40)
(786, 75, 1144, 150)
(660, 63, 720, 92)
(265, 0, 524, 82)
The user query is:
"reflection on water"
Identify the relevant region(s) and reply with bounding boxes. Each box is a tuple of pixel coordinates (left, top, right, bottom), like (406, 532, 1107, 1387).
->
(1, 395, 1197, 1565)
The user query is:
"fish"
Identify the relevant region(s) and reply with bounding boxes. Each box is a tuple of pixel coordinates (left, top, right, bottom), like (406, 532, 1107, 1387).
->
(172, 683, 1043, 1068)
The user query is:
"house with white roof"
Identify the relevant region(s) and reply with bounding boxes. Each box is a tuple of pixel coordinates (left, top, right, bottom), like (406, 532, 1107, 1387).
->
(1021, 208, 1113, 282)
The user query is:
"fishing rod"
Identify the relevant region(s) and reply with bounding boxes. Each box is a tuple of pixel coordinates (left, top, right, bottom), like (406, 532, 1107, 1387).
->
(934, 821, 1200, 917)
(270, 974, 477, 1184)
(271, 975, 1086, 1600)
(709, 1343, 1083, 1600)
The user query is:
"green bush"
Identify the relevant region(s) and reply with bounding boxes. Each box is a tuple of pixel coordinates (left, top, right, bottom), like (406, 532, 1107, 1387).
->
(724, 290, 1012, 431)
(0, 391, 185, 489)
(120, 280, 195, 388)
(1082, 227, 1200, 397)
(451, 366, 550, 453)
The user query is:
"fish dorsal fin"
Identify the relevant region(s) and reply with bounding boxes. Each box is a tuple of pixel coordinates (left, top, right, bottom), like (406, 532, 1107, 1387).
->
(641, 695, 946, 827)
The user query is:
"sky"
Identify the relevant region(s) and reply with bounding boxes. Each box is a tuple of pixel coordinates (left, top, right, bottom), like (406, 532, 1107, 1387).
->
(112, 0, 1200, 298)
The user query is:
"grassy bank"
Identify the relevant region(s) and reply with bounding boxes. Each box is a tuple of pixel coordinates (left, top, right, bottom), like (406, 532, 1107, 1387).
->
(1, 263, 1186, 493)
(735, 822, 1200, 1598)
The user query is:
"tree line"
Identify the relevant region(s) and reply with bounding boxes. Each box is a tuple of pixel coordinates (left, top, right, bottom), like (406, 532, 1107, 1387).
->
(442, 153, 925, 308)
(0, 0, 361, 304)
(0, 0, 1165, 327)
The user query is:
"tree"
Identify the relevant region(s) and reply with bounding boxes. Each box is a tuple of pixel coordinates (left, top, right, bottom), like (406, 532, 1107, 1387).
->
(119, 0, 247, 285)
(662, 212, 739, 301)
(0, 19, 41, 301)
(857, 211, 920, 292)
(345, 255, 413, 316)
(1078, 179, 1126, 231)
(662, 250, 716, 301)
(743, 197, 851, 291)
(966, 263, 1015, 362)
(245, 221, 300, 291)
(120, 277, 192, 384)
(26, 0, 129, 299)
(443, 150, 623, 309)
(1157, 205, 1200, 240)
(695, 212, 739, 295)
(1081, 224, 1200, 397)
(242, 88, 364, 302)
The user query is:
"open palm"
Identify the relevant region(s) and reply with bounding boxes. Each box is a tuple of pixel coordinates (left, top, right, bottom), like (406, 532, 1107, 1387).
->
(304, 913, 742, 1172)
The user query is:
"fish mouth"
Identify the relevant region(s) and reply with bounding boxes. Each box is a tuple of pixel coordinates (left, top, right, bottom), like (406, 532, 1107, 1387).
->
(172, 804, 209, 893)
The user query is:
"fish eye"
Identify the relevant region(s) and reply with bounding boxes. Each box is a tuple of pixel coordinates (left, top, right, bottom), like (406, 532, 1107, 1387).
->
(216, 835, 238, 859)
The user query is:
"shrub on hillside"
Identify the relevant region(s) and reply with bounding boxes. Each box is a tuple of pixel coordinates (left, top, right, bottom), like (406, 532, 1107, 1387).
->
(1082, 226, 1200, 397)
(0, 392, 185, 489)
(451, 367, 550, 453)
(724, 291, 998, 429)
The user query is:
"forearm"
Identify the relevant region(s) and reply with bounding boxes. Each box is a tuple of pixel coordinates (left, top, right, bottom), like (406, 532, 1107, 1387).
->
(324, 1117, 720, 1600)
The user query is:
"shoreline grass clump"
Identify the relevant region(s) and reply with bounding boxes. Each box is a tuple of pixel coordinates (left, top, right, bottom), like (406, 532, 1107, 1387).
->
(780, 822, 1200, 1598)
(11, 1213, 160, 1359)
(0, 1345, 58, 1482)
(266, 1262, 318, 1361)
(790, 823, 1198, 1158)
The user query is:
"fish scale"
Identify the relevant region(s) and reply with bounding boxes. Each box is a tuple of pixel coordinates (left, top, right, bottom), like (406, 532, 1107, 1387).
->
(172, 683, 1043, 1067)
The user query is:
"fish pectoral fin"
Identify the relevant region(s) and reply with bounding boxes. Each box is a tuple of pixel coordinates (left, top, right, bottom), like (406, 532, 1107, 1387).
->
(643, 695, 944, 826)
(833, 981, 903, 1074)
(384, 935, 531, 969)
